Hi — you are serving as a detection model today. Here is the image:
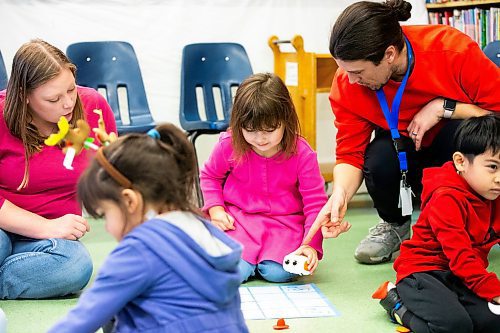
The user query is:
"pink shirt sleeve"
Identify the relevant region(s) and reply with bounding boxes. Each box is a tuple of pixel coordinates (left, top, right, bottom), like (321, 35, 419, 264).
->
(199, 133, 232, 212)
(296, 139, 328, 258)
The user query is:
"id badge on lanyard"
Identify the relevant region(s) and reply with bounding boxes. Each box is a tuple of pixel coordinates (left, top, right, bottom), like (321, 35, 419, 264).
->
(375, 37, 415, 216)
(399, 174, 414, 216)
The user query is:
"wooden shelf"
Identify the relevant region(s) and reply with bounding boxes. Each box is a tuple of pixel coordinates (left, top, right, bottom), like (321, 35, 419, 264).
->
(426, 0, 500, 9)
(268, 35, 338, 151)
(269, 35, 338, 183)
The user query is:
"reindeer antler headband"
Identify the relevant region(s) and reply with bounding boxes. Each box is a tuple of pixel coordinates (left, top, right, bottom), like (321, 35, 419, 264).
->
(95, 148, 132, 189)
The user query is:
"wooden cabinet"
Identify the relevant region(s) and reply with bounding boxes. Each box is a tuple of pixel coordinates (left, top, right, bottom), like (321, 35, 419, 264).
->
(268, 35, 338, 182)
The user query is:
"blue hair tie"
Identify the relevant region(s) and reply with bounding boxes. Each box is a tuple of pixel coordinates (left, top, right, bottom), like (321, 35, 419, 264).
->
(147, 129, 160, 139)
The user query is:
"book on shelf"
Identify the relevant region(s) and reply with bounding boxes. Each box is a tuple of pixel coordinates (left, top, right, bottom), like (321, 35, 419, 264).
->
(427, 6, 499, 48)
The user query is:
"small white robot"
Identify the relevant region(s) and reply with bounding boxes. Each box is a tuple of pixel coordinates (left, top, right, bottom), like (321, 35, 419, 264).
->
(283, 254, 311, 276)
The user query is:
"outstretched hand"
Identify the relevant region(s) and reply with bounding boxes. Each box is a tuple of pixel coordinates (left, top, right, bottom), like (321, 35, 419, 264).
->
(303, 215, 351, 245)
(302, 187, 351, 244)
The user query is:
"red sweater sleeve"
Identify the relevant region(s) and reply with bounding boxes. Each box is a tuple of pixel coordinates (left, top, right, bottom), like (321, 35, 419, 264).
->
(330, 73, 374, 169)
(454, 34, 500, 110)
(428, 193, 500, 301)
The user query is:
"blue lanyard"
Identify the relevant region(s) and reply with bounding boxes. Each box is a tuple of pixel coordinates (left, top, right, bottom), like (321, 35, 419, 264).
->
(375, 37, 413, 173)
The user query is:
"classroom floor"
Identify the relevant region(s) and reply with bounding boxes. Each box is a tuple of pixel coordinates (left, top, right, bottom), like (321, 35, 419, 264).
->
(1, 206, 499, 333)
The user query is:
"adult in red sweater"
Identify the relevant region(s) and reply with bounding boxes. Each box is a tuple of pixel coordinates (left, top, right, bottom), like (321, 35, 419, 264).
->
(379, 114, 500, 332)
(305, 0, 500, 264)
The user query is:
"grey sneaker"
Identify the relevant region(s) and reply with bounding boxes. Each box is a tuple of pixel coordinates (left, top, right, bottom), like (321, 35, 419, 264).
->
(354, 219, 411, 264)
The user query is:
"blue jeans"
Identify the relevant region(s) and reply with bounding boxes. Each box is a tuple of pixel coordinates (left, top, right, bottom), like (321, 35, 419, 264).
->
(238, 259, 297, 283)
(0, 229, 93, 299)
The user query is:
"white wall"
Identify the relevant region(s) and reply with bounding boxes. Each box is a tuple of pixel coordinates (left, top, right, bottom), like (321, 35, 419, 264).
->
(0, 0, 428, 166)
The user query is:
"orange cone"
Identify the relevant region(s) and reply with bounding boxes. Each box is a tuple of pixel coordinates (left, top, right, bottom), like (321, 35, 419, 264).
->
(273, 318, 289, 330)
(372, 281, 390, 299)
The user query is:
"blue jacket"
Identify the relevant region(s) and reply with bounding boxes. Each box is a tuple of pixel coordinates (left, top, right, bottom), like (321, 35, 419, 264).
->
(49, 214, 248, 333)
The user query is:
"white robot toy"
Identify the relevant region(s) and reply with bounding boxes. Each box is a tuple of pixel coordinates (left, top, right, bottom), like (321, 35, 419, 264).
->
(283, 254, 311, 276)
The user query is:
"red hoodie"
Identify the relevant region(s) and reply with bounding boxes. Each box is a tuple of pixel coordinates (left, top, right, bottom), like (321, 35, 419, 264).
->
(394, 162, 500, 301)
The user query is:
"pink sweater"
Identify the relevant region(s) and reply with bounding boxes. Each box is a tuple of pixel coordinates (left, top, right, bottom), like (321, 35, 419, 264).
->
(200, 132, 327, 264)
(0, 86, 116, 219)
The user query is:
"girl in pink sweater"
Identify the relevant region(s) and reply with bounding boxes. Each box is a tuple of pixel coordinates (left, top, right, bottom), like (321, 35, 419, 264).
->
(200, 73, 350, 283)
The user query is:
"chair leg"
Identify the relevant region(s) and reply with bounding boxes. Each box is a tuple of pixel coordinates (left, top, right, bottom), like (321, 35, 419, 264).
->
(189, 131, 204, 208)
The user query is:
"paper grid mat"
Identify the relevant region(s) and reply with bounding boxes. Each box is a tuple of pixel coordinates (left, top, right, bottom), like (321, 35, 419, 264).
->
(239, 283, 339, 320)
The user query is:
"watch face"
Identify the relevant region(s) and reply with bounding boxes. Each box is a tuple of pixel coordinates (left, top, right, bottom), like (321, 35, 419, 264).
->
(444, 99, 456, 111)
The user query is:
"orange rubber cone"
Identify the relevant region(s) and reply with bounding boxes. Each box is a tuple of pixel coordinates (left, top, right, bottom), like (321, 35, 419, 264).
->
(273, 318, 289, 330)
(372, 281, 390, 299)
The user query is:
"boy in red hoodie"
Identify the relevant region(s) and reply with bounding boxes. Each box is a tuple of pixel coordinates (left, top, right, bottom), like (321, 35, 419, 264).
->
(374, 114, 500, 333)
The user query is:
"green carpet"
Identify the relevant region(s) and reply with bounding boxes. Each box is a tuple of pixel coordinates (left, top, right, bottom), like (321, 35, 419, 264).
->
(1, 207, 499, 333)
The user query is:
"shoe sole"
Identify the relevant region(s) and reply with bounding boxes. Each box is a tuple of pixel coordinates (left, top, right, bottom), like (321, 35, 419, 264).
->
(354, 249, 401, 265)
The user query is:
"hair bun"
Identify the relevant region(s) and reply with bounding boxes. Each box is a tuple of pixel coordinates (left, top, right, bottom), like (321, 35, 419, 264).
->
(386, 0, 412, 22)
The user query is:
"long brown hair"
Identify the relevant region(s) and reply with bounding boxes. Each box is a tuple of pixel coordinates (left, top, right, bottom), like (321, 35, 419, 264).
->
(78, 123, 199, 237)
(3, 39, 84, 189)
(229, 72, 300, 160)
(329, 0, 412, 64)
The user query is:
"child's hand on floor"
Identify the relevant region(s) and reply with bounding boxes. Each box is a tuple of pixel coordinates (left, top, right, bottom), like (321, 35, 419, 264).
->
(293, 245, 318, 274)
(208, 206, 236, 231)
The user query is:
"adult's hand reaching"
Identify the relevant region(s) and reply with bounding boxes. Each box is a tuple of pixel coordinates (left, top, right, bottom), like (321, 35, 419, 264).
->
(302, 186, 351, 244)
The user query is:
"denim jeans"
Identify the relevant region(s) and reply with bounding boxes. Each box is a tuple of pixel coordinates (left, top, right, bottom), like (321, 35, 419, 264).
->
(0, 229, 93, 299)
(238, 259, 297, 283)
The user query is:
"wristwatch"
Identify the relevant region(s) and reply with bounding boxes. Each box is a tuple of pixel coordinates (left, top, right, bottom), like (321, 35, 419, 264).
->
(443, 99, 456, 119)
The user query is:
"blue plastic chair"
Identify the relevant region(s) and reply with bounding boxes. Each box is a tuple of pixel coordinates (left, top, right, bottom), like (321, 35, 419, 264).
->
(0, 51, 8, 91)
(66, 41, 155, 134)
(180, 43, 253, 206)
(483, 40, 500, 67)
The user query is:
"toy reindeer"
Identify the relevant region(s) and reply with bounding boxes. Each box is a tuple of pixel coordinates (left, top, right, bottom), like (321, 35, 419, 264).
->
(45, 116, 98, 170)
(93, 109, 117, 146)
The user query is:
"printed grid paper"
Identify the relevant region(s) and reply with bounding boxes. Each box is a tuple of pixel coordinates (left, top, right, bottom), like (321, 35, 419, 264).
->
(239, 283, 339, 320)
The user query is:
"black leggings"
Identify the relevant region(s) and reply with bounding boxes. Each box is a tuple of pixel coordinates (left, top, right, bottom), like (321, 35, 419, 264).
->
(397, 271, 500, 333)
(363, 120, 462, 225)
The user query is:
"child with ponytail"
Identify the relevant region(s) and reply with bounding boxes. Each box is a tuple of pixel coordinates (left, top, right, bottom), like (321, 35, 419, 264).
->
(49, 124, 248, 333)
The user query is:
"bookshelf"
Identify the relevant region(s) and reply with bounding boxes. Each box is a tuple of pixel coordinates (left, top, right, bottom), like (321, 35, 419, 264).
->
(425, 1, 500, 48)
(426, 0, 500, 9)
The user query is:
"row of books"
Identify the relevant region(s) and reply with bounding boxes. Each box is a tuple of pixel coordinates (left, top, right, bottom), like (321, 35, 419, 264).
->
(428, 7, 500, 48)
(426, 0, 497, 3)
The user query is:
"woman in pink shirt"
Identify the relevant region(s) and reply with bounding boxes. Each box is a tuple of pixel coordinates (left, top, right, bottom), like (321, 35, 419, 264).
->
(0, 39, 116, 299)
(200, 73, 350, 283)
